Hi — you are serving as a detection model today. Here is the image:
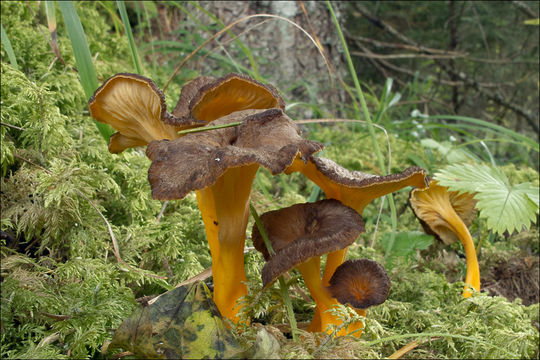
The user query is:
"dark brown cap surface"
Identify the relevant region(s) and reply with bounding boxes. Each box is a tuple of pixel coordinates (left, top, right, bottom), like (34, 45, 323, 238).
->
(328, 259, 390, 309)
(252, 199, 365, 287)
(146, 108, 323, 200)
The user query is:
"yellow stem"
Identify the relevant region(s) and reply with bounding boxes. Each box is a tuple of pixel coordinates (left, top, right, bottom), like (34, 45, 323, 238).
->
(447, 210, 481, 297)
(195, 165, 259, 321)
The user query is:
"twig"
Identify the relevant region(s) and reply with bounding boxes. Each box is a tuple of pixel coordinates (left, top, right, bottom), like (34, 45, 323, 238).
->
(350, 51, 465, 60)
(155, 201, 168, 224)
(0, 122, 25, 131)
(370, 196, 386, 248)
(512, 0, 538, 18)
(388, 337, 442, 359)
(161, 255, 174, 279)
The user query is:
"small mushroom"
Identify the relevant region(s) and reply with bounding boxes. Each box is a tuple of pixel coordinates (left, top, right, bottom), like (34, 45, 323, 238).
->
(327, 258, 390, 336)
(409, 180, 480, 297)
(328, 259, 390, 309)
(88, 73, 205, 153)
(147, 108, 323, 321)
(251, 199, 366, 336)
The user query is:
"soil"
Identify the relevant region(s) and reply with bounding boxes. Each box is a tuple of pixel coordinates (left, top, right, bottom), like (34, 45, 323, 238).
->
(482, 254, 539, 306)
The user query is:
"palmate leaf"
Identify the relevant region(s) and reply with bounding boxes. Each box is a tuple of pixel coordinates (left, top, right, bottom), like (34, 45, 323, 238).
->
(434, 163, 539, 235)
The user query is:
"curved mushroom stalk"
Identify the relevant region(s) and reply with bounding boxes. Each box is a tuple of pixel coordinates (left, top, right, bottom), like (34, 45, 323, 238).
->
(410, 181, 480, 297)
(196, 165, 259, 321)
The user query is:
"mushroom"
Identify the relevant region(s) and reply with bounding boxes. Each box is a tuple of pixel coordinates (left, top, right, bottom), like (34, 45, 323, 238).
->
(409, 179, 480, 297)
(88, 73, 205, 153)
(251, 199, 367, 336)
(327, 258, 391, 336)
(146, 108, 323, 321)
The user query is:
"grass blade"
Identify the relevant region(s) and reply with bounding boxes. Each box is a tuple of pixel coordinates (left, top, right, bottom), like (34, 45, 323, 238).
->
(1, 23, 19, 70)
(58, 0, 113, 141)
(117, 0, 143, 75)
(327, 1, 399, 255)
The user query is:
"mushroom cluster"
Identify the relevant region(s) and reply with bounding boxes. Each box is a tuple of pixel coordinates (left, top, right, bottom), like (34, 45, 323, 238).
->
(251, 200, 390, 336)
(89, 72, 428, 335)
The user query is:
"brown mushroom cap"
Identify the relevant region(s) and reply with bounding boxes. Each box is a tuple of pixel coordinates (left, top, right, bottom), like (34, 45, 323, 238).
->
(409, 179, 477, 245)
(328, 259, 390, 309)
(146, 108, 323, 200)
(250, 199, 365, 287)
(88, 73, 204, 153)
(187, 73, 285, 122)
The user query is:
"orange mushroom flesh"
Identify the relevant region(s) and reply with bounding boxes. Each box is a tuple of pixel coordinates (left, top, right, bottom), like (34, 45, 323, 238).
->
(88, 73, 205, 153)
(251, 199, 367, 336)
(327, 259, 390, 336)
(409, 180, 480, 297)
(147, 108, 323, 322)
(285, 157, 427, 329)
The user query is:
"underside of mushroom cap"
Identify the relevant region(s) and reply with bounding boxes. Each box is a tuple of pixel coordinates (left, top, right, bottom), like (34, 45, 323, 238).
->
(285, 156, 428, 213)
(252, 199, 365, 287)
(146, 108, 324, 200)
(409, 180, 477, 245)
(88, 73, 205, 153)
(187, 73, 286, 122)
(328, 259, 390, 309)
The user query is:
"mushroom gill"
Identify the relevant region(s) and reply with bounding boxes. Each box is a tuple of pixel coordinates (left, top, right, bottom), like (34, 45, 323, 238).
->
(88, 73, 204, 153)
(409, 179, 479, 297)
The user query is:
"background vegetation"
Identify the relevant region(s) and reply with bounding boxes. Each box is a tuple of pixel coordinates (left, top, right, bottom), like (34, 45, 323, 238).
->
(1, 1, 538, 359)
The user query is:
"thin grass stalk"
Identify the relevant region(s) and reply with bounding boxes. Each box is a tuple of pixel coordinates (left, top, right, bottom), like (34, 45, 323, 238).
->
(58, 1, 112, 141)
(163, 13, 330, 92)
(117, 0, 143, 75)
(1, 24, 18, 70)
(426, 115, 539, 151)
(169, 1, 242, 74)
(249, 203, 299, 342)
(366, 332, 519, 358)
(141, 2, 157, 78)
(326, 1, 399, 256)
(189, 1, 261, 81)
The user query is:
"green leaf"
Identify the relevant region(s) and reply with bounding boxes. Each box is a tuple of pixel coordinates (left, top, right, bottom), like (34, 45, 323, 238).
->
(435, 163, 539, 234)
(381, 231, 434, 268)
(1, 23, 19, 70)
(524, 18, 540, 25)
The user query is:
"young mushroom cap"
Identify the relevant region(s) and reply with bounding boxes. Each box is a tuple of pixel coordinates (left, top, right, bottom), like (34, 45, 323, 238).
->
(146, 107, 323, 321)
(250, 199, 365, 287)
(409, 180, 480, 297)
(88, 73, 204, 153)
(328, 259, 390, 309)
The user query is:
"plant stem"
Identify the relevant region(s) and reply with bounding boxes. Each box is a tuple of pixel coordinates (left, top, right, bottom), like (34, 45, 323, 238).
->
(177, 122, 242, 136)
(249, 203, 299, 341)
(327, 1, 398, 255)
